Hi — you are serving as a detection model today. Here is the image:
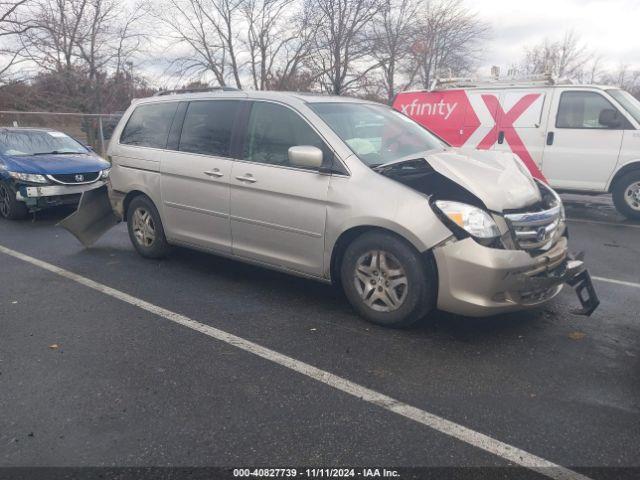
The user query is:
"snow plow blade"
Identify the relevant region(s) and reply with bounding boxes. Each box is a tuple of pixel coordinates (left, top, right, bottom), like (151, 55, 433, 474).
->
(58, 185, 120, 247)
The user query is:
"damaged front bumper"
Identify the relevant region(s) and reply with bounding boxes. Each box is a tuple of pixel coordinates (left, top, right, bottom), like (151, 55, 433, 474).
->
(433, 236, 599, 317)
(58, 185, 120, 247)
(16, 181, 107, 211)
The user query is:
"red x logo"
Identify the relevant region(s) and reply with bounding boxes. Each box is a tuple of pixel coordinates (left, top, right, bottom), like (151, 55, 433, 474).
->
(477, 94, 547, 182)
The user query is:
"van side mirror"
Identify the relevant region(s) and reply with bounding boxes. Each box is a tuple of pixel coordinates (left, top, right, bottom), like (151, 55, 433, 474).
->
(288, 145, 323, 169)
(599, 109, 621, 128)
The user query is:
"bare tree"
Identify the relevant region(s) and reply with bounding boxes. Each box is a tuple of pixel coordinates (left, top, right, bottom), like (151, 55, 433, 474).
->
(306, 0, 383, 95)
(241, 0, 315, 90)
(157, 0, 243, 88)
(0, 0, 33, 84)
(369, 0, 420, 103)
(408, 0, 488, 89)
(17, 0, 146, 115)
(600, 63, 640, 99)
(520, 30, 589, 80)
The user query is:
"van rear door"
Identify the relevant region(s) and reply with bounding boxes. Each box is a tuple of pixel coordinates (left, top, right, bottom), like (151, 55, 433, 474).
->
(542, 89, 626, 191)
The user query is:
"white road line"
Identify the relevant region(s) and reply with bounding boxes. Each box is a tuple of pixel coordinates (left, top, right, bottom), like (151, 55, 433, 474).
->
(592, 276, 640, 289)
(567, 218, 640, 229)
(0, 244, 591, 480)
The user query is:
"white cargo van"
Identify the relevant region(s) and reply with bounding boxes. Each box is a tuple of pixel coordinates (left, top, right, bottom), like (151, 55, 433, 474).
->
(393, 81, 640, 219)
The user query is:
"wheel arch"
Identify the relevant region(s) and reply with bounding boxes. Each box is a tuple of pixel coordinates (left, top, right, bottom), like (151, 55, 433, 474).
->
(329, 225, 438, 288)
(608, 161, 640, 192)
(123, 189, 155, 220)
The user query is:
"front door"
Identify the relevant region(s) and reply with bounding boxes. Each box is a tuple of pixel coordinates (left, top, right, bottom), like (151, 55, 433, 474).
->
(542, 90, 624, 191)
(160, 99, 242, 252)
(229, 101, 331, 276)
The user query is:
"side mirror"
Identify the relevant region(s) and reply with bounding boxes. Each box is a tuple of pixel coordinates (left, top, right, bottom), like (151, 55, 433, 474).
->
(288, 145, 323, 170)
(599, 109, 621, 128)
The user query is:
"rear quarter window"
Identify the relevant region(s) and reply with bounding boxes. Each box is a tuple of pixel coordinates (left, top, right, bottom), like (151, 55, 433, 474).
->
(120, 102, 179, 148)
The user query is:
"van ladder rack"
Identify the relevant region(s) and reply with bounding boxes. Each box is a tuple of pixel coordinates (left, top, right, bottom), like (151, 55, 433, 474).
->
(429, 74, 557, 91)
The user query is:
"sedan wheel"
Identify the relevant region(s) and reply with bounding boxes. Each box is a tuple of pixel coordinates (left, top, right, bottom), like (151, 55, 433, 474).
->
(0, 184, 11, 218)
(0, 182, 28, 220)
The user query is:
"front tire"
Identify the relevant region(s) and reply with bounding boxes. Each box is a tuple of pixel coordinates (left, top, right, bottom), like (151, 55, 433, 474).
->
(126, 195, 171, 259)
(612, 170, 640, 220)
(0, 182, 28, 220)
(340, 231, 436, 328)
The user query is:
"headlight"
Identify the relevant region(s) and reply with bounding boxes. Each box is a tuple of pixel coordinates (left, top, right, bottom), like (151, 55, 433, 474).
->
(8, 172, 48, 184)
(435, 200, 501, 239)
(100, 168, 111, 179)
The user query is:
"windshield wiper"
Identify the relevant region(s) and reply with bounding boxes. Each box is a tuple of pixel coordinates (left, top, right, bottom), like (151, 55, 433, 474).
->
(31, 150, 81, 155)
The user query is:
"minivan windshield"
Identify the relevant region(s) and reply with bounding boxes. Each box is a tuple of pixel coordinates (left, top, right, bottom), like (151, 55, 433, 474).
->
(0, 129, 88, 156)
(607, 89, 640, 124)
(309, 102, 446, 167)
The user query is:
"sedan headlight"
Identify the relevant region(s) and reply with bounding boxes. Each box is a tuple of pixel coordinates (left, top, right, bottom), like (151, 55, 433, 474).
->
(100, 168, 111, 179)
(435, 200, 501, 239)
(8, 172, 48, 184)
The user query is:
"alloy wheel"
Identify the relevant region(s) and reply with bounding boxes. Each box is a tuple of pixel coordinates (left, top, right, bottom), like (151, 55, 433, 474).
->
(353, 250, 408, 312)
(132, 207, 156, 247)
(624, 181, 640, 211)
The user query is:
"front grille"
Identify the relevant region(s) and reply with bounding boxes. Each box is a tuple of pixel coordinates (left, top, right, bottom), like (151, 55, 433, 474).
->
(48, 172, 100, 185)
(504, 205, 561, 251)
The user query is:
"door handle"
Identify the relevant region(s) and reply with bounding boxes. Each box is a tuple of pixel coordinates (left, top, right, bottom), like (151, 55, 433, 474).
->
(235, 174, 256, 183)
(546, 132, 555, 146)
(497, 131, 505, 144)
(204, 169, 223, 178)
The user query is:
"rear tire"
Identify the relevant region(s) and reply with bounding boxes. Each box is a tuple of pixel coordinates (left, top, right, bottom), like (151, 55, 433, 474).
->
(340, 231, 436, 328)
(612, 170, 640, 220)
(0, 182, 28, 220)
(126, 195, 171, 259)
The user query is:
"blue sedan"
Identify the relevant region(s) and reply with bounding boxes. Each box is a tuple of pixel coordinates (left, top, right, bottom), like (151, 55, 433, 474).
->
(0, 127, 111, 219)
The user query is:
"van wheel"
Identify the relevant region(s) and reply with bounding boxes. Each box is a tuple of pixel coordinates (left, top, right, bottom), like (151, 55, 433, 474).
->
(612, 171, 640, 220)
(0, 182, 28, 220)
(340, 231, 436, 328)
(126, 195, 171, 259)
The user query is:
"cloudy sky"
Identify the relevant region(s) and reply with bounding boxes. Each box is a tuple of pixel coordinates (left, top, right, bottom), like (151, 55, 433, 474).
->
(470, 0, 640, 75)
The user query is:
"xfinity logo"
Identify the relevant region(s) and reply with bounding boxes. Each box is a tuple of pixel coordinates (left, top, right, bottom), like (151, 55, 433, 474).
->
(399, 99, 458, 120)
(75, 174, 85, 182)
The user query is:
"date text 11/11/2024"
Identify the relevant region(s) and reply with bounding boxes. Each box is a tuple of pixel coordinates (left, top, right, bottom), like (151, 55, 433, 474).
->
(232, 468, 401, 478)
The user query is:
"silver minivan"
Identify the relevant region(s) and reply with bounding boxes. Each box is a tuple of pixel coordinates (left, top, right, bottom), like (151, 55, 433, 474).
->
(64, 89, 599, 327)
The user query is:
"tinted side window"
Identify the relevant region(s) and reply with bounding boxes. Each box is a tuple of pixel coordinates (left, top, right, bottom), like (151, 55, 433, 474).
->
(556, 91, 619, 129)
(120, 102, 178, 148)
(179, 100, 240, 157)
(242, 102, 327, 168)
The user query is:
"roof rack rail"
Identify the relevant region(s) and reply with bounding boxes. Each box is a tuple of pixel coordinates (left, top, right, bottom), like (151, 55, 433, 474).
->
(154, 86, 240, 96)
(429, 73, 556, 91)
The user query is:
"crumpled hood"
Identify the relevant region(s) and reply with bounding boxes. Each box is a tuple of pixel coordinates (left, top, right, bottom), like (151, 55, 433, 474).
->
(1, 153, 109, 175)
(384, 149, 541, 211)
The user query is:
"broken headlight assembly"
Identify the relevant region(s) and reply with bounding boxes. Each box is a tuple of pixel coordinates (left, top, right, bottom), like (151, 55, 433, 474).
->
(8, 172, 48, 184)
(537, 179, 565, 223)
(434, 200, 501, 243)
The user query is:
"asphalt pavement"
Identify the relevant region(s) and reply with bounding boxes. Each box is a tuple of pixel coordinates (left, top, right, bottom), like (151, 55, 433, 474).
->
(0, 194, 638, 480)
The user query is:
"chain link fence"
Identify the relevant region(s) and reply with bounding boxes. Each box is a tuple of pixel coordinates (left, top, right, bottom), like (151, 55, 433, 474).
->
(0, 111, 124, 157)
